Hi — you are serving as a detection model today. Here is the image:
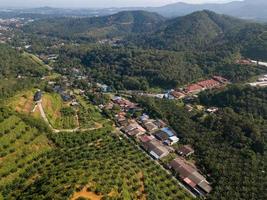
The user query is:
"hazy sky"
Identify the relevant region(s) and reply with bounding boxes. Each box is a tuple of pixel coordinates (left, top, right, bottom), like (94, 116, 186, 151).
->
(0, 0, 240, 8)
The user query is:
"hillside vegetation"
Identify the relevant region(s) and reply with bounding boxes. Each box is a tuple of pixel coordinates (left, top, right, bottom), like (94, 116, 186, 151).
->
(23, 11, 165, 41)
(24, 10, 267, 60)
(0, 44, 48, 99)
(1, 124, 193, 200)
(135, 95, 267, 200)
(55, 45, 267, 90)
(0, 107, 51, 190)
(199, 85, 267, 119)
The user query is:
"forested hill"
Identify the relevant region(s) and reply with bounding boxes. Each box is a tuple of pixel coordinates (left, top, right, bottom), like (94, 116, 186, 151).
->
(0, 44, 47, 78)
(23, 10, 165, 40)
(132, 10, 248, 51)
(129, 10, 267, 61)
(0, 44, 47, 98)
(24, 10, 267, 60)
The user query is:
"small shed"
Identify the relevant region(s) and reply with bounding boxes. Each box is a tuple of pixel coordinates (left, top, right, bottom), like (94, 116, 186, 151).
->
(34, 91, 42, 102)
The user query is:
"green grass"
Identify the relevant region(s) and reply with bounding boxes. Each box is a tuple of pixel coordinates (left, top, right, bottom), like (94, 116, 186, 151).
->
(77, 96, 110, 129)
(42, 93, 77, 129)
(23, 52, 45, 67)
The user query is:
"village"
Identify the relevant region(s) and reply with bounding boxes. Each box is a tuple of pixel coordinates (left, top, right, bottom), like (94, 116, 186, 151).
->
(31, 72, 217, 197)
(26, 52, 267, 199)
(101, 95, 213, 197)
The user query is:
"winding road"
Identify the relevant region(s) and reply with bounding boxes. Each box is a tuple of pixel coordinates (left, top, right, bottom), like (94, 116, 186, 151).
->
(37, 102, 102, 133)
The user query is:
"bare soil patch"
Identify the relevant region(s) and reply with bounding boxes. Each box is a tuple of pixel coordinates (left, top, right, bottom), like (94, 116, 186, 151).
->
(71, 186, 103, 200)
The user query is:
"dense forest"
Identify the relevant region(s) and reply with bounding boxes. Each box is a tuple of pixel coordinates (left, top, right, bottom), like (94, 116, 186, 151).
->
(21, 10, 267, 90)
(23, 10, 267, 60)
(54, 45, 267, 90)
(0, 44, 48, 98)
(134, 95, 267, 200)
(0, 44, 47, 78)
(199, 85, 267, 119)
(23, 11, 165, 41)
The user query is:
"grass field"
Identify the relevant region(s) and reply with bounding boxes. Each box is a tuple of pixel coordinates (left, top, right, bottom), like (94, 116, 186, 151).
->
(42, 92, 78, 129)
(0, 109, 52, 189)
(8, 90, 35, 113)
(7, 89, 41, 119)
(7, 90, 109, 130)
(77, 96, 110, 129)
(23, 52, 45, 67)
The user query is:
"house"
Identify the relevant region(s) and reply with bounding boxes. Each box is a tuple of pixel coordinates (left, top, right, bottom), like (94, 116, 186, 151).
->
(236, 59, 252, 65)
(115, 112, 128, 126)
(138, 134, 155, 143)
(154, 130, 169, 141)
(170, 158, 212, 196)
(34, 90, 42, 102)
(206, 107, 219, 113)
(142, 139, 170, 160)
(140, 114, 150, 123)
(185, 104, 194, 112)
(127, 128, 145, 137)
(185, 84, 203, 94)
(53, 85, 64, 93)
(170, 91, 186, 99)
(168, 136, 179, 145)
(161, 127, 176, 137)
(197, 79, 220, 89)
(212, 76, 229, 84)
(154, 128, 179, 145)
(97, 83, 111, 93)
(143, 121, 158, 132)
(70, 101, 79, 106)
(112, 97, 138, 111)
(122, 121, 146, 137)
(176, 145, 195, 157)
(61, 93, 72, 102)
(154, 119, 167, 128)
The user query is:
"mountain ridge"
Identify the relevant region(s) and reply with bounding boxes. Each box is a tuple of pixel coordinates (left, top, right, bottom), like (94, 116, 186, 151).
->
(149, 0, 267, 21)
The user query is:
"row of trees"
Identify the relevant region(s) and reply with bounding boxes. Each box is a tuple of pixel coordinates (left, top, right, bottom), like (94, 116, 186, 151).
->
(2, 127, 192, 200)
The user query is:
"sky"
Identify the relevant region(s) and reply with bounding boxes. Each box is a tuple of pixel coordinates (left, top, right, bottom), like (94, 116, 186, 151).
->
(0, 0, 240, 8)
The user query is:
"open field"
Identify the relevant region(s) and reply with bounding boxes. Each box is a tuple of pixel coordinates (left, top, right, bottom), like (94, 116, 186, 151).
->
(7, 90, 41, 119)
(71, 186, 103, 200)
(77, 96, 110, 129)
(8, 90, 35, 113)
(22, 52, 50, 68)
(41, 92, 78, 129)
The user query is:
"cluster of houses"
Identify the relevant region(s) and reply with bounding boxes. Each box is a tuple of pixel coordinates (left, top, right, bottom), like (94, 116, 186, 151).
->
(237, 58, 267, 67)
(249, 74, 267, 87)
(39, 54, 59, 64)
(169, 157, 212, 195)
(48, 79, 81, 106)
(166, 76, 229, 99)
(105, 96, 212, 196)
